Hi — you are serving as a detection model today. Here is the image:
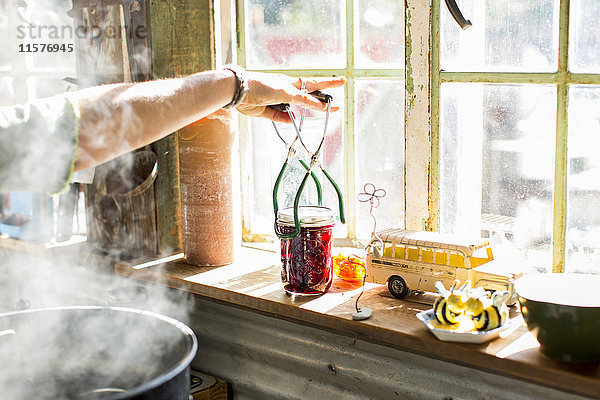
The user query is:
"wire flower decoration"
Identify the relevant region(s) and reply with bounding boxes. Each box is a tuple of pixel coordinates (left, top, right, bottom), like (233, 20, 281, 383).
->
(357, 183, 386, 256)
(352, 183, 386, 318)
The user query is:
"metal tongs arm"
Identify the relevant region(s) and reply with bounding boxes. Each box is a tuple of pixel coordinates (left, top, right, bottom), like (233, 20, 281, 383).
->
(271, 93, 325, 227)
(273, 97, 346, 239)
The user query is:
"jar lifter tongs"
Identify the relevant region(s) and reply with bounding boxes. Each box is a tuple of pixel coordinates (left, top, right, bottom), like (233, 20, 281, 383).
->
(270, 91, 346, 239)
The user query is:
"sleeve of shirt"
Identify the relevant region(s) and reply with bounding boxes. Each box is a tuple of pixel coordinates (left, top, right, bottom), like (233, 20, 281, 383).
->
(0, 94, 80, 194)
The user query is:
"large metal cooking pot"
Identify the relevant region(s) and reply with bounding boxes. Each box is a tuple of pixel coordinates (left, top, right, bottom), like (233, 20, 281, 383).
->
(0, 306, 197, 399)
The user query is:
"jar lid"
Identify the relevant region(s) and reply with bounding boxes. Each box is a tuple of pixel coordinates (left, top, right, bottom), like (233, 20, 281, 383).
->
(277, 206, 335, 227)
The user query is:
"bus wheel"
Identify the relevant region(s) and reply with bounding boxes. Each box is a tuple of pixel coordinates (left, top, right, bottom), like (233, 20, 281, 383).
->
(388, 276, 409, 299)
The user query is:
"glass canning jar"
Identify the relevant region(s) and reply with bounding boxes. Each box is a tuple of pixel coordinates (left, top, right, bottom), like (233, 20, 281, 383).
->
(277, 206, 335, 296)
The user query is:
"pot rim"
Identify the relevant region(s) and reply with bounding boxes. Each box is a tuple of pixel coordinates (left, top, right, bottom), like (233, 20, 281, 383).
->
(515, 273, 600, 308)
(0, 305, 198, 400)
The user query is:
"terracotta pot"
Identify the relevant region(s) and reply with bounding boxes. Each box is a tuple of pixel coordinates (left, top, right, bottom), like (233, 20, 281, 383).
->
(179, 110, 235, 266)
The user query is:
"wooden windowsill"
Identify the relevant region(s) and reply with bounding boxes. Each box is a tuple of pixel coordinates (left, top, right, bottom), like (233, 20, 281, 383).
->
(0, 234, 118, 272)
(116, 246, 600, 399)
(0, 234, 88, 254)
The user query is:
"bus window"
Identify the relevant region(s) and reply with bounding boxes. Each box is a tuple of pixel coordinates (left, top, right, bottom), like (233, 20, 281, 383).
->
(471, 246, 493, 267)
(394, 245, 406, 259)
(434, 250, 447, 265)
(448, 252, 465, 268)
(421, 248, 434, 264)
(382, 243, 393, 257)
(407, 246, 419, 261)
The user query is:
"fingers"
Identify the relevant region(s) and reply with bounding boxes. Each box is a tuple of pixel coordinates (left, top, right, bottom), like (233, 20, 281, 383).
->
(289, 92, 342, 113)
(287, 76, 345, 111)
(293, 76, 346, 91)
(240, 103, 339, 124)
(290, 92, 328, 111)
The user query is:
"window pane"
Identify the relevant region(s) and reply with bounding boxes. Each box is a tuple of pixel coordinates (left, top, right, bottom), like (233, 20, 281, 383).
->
(245, 87, 347, 237)
(440, 0, 558, 72)
(245, 0, 344, 69)
(245, 117, 286, 235)
(566, 86, 600, 273)
(356, 80, 404, 239)
(441, 83, 556, 269)
(356, 0, 404, 68)
(0, 3, 9, 70)
(0, 78, 16, 106)
(570, 0, 600, 73)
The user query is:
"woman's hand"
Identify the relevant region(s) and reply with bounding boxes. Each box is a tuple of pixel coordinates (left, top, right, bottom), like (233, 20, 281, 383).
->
(235, 71, 346, 123)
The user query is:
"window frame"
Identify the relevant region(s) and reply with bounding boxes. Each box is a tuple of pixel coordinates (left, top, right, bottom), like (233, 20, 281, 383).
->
(232, 0, 600, 273)
(235, 0, 405, 246)
(429, 0, 600, 273)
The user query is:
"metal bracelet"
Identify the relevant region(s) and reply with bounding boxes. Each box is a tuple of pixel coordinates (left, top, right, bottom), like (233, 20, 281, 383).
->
(222, 64, 249, 110)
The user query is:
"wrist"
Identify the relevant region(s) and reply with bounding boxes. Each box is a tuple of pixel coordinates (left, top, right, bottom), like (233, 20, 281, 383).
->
(221, 64, 249, 110)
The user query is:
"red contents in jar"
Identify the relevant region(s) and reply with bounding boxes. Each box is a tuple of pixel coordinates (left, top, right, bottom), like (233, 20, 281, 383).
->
(279, 223, 334, 295)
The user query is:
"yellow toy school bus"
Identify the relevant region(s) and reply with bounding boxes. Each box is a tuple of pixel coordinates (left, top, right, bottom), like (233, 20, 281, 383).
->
(366, 229, 522, 301)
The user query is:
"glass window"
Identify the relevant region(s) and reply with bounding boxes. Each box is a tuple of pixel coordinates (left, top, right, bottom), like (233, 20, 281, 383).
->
(1, 1, 76, 100)
(0, 3, 10, 71)
(245, 0, 344, 69)
(440, 84, 556, 255)
(436, 0, 600, 273)
(240, 0, 600, 277)
(356, 0, 404, 68)
(0, 78, 16, 106)
(440, 0, 559, 72)
(240, 0, 404, 244)
(566, 86, 600, 272)
(0, 0, 80, 241)
(569, 0, 600, 73)
(355, 79, 404, 238)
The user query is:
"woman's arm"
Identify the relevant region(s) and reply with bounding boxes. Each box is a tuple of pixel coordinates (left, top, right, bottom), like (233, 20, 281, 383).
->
(71, 69, 345, 170)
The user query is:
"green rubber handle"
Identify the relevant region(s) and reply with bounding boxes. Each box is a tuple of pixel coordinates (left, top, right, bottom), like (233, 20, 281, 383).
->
(273, 161, 323, 219)
(322, 167, 346, 224)
(272, 160, 289, 219)
(274, 170, 312, 239)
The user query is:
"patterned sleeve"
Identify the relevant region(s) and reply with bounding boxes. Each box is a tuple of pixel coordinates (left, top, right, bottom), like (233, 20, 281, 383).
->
(0, 94, 80, 194)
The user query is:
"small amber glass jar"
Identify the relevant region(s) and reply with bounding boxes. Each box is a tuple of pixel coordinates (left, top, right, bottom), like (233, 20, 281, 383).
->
(277, 206, 335, 295)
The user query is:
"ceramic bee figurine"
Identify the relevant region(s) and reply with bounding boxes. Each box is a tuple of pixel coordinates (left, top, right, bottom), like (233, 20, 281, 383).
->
(467, 289, 510, 331)
(433, 279, 471, 324)
(465, 286, 487, 318)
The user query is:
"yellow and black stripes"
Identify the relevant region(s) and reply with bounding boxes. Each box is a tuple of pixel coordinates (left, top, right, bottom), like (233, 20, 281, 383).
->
(433, 295, 465, 325)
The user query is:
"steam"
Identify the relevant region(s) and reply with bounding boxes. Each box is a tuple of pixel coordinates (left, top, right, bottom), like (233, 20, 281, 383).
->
(0, 305, 195, 399)
(1, 1, 198, 398)
(0, 239, 196, 399)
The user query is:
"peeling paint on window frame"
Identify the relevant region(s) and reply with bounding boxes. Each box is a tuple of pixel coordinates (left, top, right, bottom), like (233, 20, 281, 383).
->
(428, 0, 600, 273)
